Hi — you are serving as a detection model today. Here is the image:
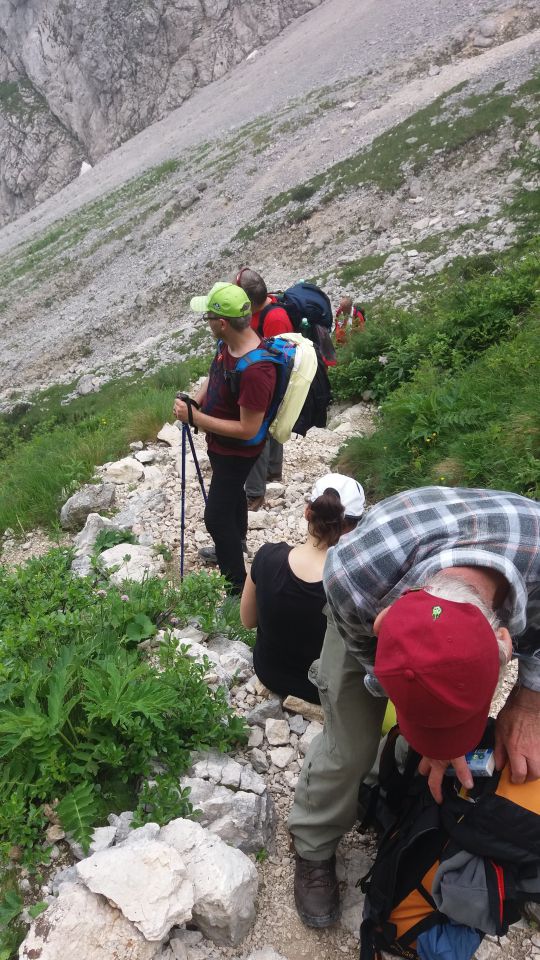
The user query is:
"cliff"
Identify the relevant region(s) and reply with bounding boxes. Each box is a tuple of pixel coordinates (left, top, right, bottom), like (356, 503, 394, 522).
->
(0, 0, 322, 223)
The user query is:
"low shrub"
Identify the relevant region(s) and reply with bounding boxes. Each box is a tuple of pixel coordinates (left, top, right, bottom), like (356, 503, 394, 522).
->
(338, 314, 540, 499)
(0, 552, 248, 872)
(330, 239, 539, 403)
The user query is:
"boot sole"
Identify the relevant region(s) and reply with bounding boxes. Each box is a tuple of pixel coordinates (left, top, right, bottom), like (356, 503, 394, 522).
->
(295, 900, 340, 928)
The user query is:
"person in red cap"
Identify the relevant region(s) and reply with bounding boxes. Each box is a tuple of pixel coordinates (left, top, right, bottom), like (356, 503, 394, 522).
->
(288, 485, 540, 929)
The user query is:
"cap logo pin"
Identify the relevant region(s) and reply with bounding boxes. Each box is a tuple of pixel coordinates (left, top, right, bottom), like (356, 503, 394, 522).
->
(432, 605, 443, 621)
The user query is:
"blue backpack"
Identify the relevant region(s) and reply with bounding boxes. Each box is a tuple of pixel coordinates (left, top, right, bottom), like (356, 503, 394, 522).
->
(224, 337, 330, 446)
(261, 282, 333, 333)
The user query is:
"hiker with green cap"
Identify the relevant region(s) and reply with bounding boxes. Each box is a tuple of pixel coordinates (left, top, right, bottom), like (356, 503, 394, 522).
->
(173, 282, 276, 595)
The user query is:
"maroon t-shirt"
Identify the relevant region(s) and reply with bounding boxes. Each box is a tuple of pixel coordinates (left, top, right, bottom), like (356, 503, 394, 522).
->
(202, 343, 276, 457)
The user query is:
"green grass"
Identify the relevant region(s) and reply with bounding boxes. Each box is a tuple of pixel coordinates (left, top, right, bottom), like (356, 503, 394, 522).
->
(0, 79, 46, 116)
(262, 75, 539, 214)
(336, 253, 389, 284)
(0, 355, 209, 534)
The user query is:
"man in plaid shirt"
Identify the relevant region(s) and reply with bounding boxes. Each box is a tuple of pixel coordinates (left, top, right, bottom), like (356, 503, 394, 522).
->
(288, 485, 540, 928)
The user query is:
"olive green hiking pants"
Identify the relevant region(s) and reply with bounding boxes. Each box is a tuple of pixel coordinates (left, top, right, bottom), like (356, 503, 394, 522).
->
(288, 614, 387, 861)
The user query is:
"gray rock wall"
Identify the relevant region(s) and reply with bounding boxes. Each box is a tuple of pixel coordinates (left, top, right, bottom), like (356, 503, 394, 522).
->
(0, 0, 322, 224)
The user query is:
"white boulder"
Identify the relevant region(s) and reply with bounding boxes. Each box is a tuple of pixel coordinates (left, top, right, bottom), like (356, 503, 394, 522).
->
(160, 818, 258, 945)
(265, 719, 290, 746)
(19, 882, 160, 960)
(157, 422, 181, 447)
(180, 777, 275, 854)
(76, 839, 194, 941)
(103, 456, 145, 484)
(98, 543, 165, 585)
(73, 513, 116, 556)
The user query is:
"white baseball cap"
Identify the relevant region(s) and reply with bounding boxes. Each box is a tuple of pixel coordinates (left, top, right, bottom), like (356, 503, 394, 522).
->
(310, 473, 365, 519)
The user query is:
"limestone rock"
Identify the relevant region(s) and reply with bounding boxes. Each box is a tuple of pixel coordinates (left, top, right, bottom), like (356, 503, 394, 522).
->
(298, 720, 323, 755)
(269, 746, 294, 768)
(179, 777, 275, 854)
(98, 543, 165, 585)
(103, 456, 145, 484)
(190, 750, 266, 795)
(19, 882, 160, 960)
(73, 513, 117, 556)
(160, 818, 258, 946)
(107, 810, 134, 843)
(157, 423, 182, 447)
(247, 696, 284, 727)
(265, 718, 290, 746)
(70, 554, 93, 578)
(283, 695, 324, 724)
(248, 511, 271, 529)
(60, 482, 116, 531)
(76, 374, 100, 395)
(134, 449, 155, 464)
(76, 839, 194, 940)
(249, 747, 269, 773)
(337, 847, 372, 935)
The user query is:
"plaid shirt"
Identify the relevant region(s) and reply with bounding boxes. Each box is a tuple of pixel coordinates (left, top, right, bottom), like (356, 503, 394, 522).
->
(323, 486, 540, 691)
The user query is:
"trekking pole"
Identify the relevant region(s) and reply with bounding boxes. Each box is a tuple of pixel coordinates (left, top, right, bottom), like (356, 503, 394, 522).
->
(176, 394, 208, 580)
(180, 421, 187, 580)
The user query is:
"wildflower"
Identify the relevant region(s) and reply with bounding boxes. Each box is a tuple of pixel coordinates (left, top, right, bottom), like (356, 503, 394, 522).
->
(120, 594, 129, 602)
(96, 589, 107, 598)
(378, 355, 389, 365)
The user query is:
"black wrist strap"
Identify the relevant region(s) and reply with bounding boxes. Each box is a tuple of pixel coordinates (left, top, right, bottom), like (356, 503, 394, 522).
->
(176, 393, 200, 433)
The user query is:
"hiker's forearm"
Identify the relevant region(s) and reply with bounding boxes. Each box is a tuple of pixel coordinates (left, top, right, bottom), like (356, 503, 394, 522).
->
(193, 408, 263, 440)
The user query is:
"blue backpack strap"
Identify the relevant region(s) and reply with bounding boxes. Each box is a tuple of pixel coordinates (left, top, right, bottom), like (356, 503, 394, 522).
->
(224, 340, 294, 445)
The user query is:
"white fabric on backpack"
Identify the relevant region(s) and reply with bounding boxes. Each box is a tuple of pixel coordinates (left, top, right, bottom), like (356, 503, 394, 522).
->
(268, 333, 318, 444)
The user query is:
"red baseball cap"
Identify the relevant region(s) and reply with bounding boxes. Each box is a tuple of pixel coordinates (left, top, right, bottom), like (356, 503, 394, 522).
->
(374, 589, 500, 760)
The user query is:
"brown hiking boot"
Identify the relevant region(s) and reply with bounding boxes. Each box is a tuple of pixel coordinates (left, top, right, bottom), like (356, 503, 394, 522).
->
(294, 851, 340, 928)
(247, 495, 265, 511)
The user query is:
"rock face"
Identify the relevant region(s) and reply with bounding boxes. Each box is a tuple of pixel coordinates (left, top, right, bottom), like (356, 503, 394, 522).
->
(0, 0, 323, 224)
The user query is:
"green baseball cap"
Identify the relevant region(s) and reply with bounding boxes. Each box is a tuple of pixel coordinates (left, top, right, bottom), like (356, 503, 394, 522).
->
(190, 282, 251, 319)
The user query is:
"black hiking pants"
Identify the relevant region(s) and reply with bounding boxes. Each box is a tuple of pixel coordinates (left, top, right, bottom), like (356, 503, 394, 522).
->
(205, 451, 258, 595)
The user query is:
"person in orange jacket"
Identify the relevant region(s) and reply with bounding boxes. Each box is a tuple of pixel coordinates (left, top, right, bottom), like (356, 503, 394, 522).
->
(334, 296, 366, 345)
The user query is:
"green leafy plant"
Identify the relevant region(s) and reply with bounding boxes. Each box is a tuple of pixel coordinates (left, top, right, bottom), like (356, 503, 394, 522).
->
(336, 237, 540, 500)
(93, 528, 138, 553)
(0, 555, 247, 861)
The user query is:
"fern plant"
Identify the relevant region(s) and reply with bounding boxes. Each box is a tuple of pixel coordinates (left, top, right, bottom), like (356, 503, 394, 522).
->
(0, 555, 248, 865)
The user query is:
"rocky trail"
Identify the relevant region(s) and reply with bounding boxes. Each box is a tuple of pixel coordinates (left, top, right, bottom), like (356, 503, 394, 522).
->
(3, 399, 538, 960)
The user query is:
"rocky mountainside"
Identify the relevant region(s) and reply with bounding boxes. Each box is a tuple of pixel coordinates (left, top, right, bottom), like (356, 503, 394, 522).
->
(0, 0, 538, 408)
(0, 0, 323, 224)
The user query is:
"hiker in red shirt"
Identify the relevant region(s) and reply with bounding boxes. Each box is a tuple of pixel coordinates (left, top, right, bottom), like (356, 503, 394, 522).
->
(334, 295, 366, 345)
(235, 268, 293, 511)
